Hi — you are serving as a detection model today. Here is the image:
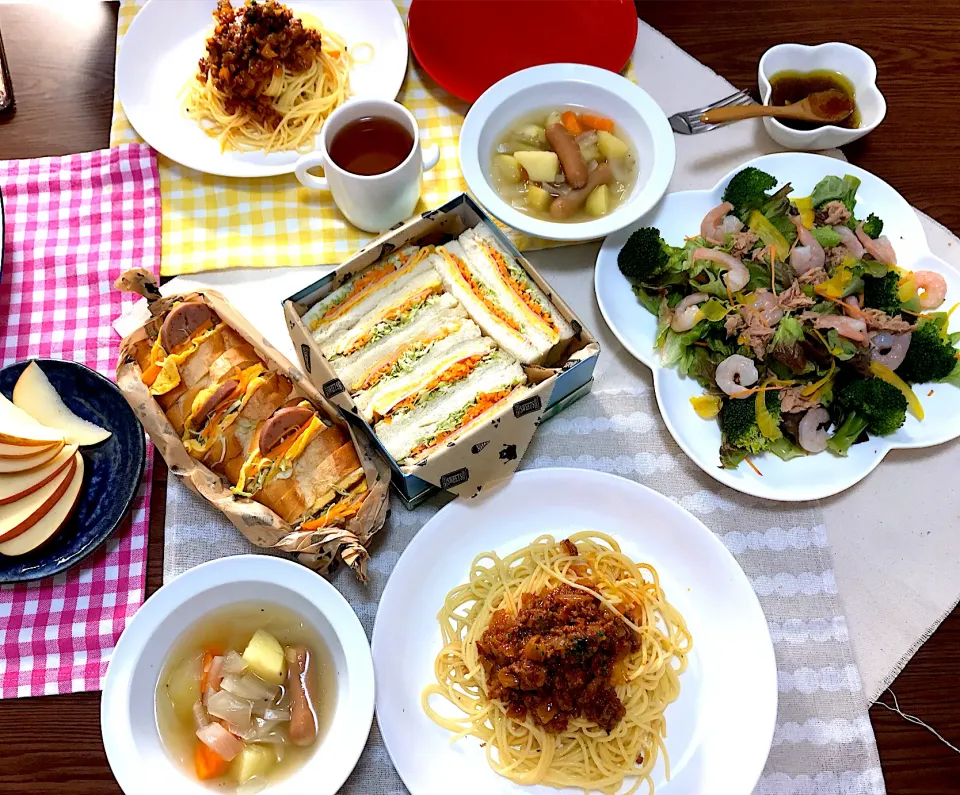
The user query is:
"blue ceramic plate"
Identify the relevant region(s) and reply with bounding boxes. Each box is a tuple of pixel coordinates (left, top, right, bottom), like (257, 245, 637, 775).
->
(0, 359, 146, 582)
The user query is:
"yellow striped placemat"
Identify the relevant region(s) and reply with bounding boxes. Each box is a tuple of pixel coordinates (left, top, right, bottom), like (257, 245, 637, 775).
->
(110, 0, 634, 275)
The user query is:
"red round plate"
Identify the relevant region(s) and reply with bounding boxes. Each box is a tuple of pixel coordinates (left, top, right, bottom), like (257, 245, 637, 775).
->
(407, 0, 639, 103)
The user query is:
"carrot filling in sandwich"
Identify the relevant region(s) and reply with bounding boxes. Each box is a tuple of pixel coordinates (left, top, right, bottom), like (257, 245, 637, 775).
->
(406, 388, 514, 459)
(389, 354, 489, 416)
(353, 324, 460, 392)
(441, 249, 521, 332)
(338, 286, 444, 358)
(315, 261, 397, 325)
(300, 482, 368, 531)
(479, 241, 560, 335)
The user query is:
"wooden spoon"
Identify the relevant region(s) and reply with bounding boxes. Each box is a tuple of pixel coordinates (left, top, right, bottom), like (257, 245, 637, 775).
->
(701, 90, 854, 126)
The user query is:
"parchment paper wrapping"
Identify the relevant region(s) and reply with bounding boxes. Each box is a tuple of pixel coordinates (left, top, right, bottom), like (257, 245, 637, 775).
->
(115, 278, 391, 580)
(284, 195, 601, 500)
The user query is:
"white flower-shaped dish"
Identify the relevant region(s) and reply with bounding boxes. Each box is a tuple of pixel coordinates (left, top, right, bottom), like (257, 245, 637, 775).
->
(594, 152, 960, 502)
(758, 42, 886, 150)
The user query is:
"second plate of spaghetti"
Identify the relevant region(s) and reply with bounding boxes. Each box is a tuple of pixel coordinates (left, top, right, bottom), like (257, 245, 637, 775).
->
(116, 0, 407, 177)
(373, 468, 776, 795)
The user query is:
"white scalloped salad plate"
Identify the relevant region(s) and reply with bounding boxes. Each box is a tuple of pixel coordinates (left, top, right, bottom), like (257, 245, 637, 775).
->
(594, 152, 960, 502)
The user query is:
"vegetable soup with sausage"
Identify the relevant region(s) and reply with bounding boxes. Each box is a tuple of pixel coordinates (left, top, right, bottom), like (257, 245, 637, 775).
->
(490, 107, 637, 223)
(156, 603, 335, 793)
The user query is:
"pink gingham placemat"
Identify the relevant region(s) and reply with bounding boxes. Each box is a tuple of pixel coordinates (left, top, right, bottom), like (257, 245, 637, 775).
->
(0, 144, 160, 698)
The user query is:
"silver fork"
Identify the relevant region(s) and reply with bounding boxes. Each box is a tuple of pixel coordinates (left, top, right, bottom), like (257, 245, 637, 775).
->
(668, 90, 756, 135)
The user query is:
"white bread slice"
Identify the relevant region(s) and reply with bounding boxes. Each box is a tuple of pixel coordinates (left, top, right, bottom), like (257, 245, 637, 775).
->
(430, 243, 550, 365)
(374, 351, 526, 464)
(331, 294, 467, 390)
(302, 245, 419, 332)
(311, 255, 441, 356)
(459, 222, 575, 361)
(355, 333, 494, 422)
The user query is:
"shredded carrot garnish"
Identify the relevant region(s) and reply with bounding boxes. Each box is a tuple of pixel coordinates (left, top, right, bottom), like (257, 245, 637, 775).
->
(928, 389, 935, 397)
(729, 383, 789, 399)
(725, 278, 734, 305)
(818, 292, 867, 318)
(900, 308, 935, 319)
(744, 457, 763, 476)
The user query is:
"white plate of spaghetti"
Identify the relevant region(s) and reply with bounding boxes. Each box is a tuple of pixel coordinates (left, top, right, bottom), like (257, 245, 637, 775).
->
(373, 468, 776, 795)
(116, 0, 407, 177)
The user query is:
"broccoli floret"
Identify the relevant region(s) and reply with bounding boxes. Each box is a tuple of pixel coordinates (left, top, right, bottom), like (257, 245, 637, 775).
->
(722, 167, 779, 221)
(860, 213, 884, 239)
(827, 378, 907, 455)
(862, 271, 901, 316)
(897, 320, 958, 383)
(618, 227, 676, 283)
(720, 391, 782, 457)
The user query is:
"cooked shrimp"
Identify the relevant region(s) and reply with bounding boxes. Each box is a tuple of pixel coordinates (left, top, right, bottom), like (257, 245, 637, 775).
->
(692, 247, 750, 292)
(715, 354, 759, 398)
(855, 224, 897, 265)
(670, 292, 709, 332)
(798, 407, 831, 453)
(913, 270, 947, 310)
(833, 225, 864, 259)
(790, 216, 825, 275)
(751, 289, 783, 326)
(870, 331, 912, 370)
(700, 201, 742, 245)
(816, 315, 868, 343)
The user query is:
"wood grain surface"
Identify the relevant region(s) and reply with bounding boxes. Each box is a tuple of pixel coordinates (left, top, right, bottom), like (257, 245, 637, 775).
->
(0, 1, 957, 792)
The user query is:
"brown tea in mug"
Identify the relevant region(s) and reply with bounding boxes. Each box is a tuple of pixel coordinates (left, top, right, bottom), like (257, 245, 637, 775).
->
(328, 116, 414, 176)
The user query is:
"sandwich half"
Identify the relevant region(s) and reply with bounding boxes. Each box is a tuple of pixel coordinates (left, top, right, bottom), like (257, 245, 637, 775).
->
(354, 329, 493, 422)
(329, 293, 469, 393)
(301, 244, 420, 335)
(459, 222, 574, 363)
(374, 349, 528, 466)
(309, 247, 442, 358)
(430, 241, 555, 366)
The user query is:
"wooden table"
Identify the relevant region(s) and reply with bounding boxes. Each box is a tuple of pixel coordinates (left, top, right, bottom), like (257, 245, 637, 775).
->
(0, 2, 957, 792)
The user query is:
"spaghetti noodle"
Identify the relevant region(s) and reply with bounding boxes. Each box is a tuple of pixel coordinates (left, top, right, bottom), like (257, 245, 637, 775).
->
(182, 0, 352, 154)
(422, 532, 691, 795)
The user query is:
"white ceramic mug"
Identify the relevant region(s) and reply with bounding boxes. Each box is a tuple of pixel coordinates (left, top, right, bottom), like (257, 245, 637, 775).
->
(295, 99, 440, 233)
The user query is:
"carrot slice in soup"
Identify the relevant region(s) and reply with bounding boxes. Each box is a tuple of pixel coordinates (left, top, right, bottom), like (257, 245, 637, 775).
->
(579, 113, 614, 132)
(194, 740, 230, 780)
(561, 110, 583, 135)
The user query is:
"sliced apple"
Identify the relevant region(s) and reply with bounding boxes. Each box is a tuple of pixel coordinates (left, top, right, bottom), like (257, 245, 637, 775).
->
(0, 440, 59, 459)
(0, 454, 84, 556)
(0, 441, 66, 474)
(12, 362, 112, 446)
(0, 455, 76, 543)
(0, 393, 64, 446)
(0, 444, 78, 505)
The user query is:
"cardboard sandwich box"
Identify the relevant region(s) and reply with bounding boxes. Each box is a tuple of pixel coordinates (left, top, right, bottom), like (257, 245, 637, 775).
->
(284, 194, 600, 508)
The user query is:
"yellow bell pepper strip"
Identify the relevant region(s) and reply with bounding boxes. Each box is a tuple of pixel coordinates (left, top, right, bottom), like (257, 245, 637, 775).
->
(791, 196, 815, 229)
(748, 211, 790, 262)
(870, 361, 924, 420)
(756, 387, 783, 441)
(690, 394, 723, 419)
